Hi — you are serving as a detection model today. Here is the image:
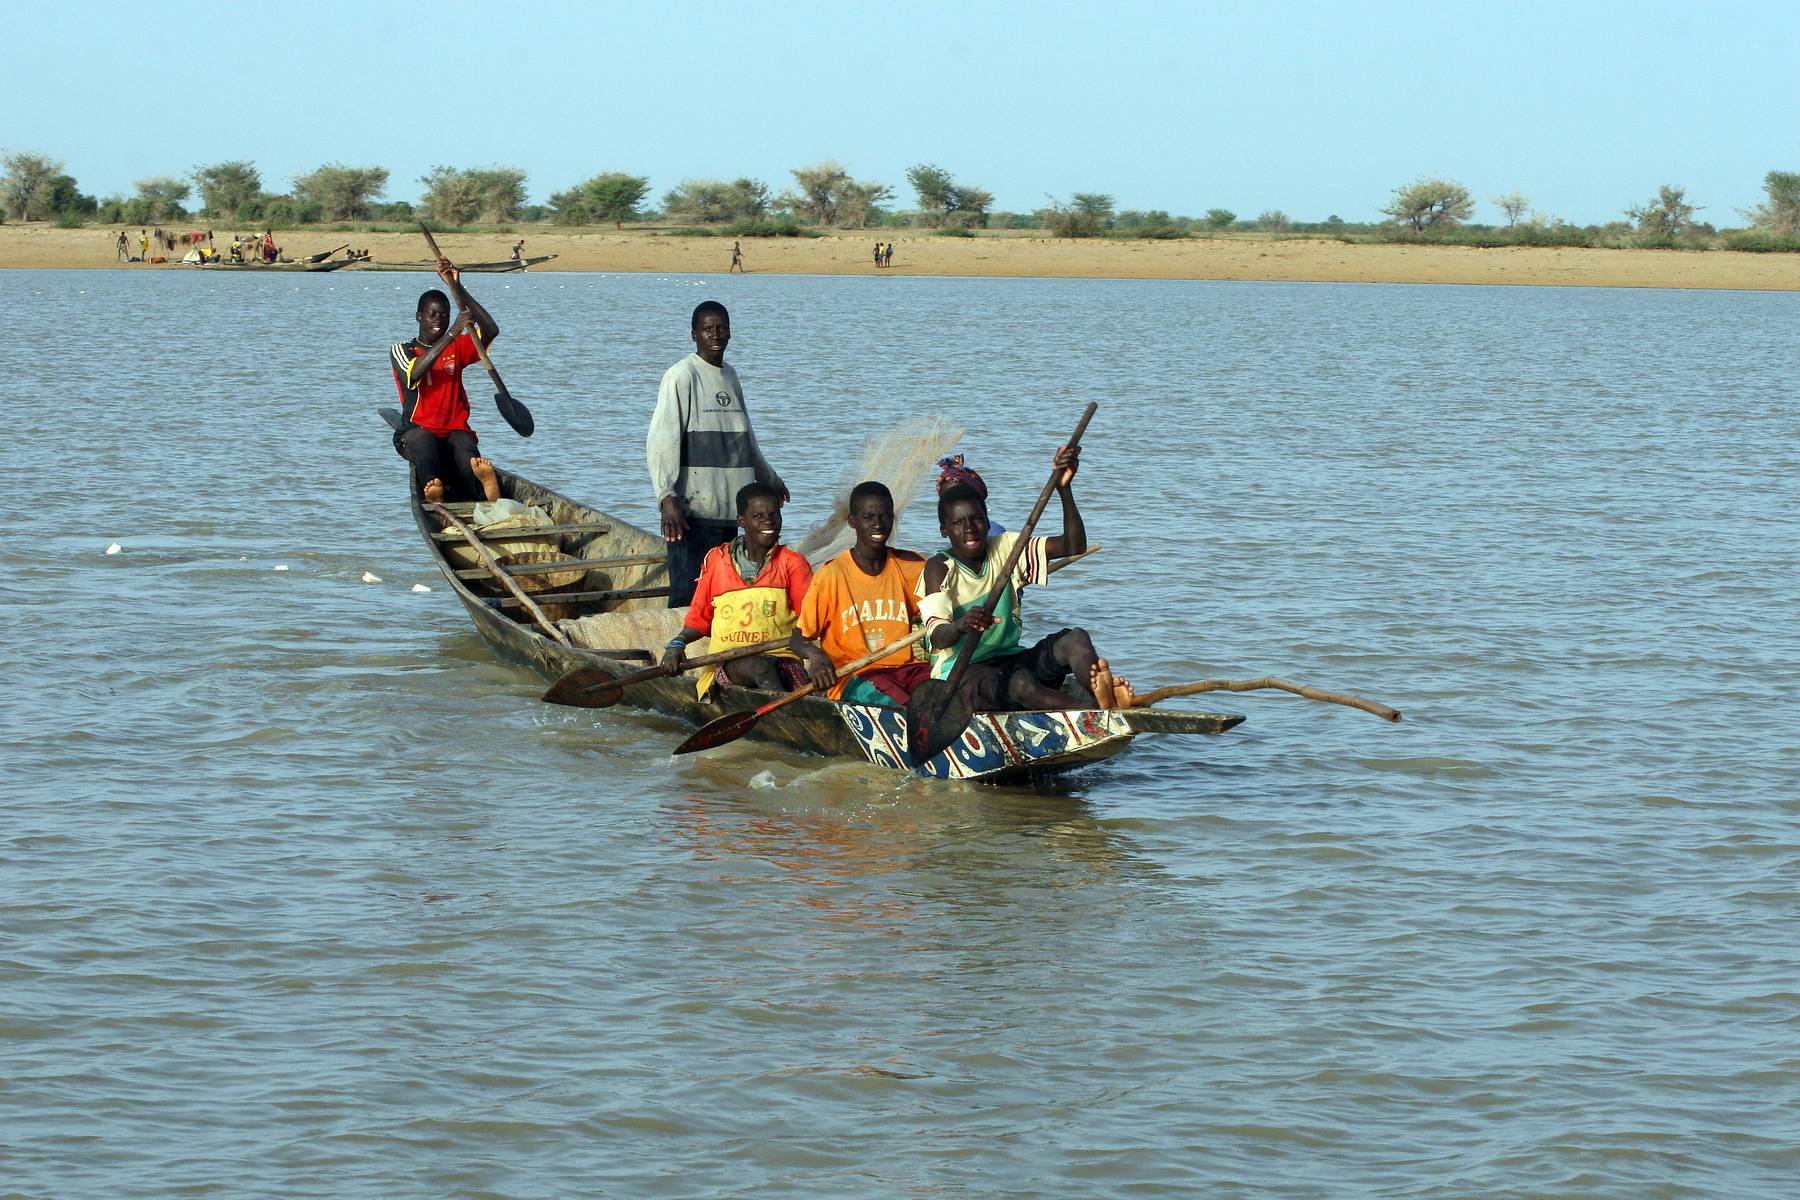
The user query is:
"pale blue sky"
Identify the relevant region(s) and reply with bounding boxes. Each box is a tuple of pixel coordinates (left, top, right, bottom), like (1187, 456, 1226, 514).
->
(7, 0, 1795, 225)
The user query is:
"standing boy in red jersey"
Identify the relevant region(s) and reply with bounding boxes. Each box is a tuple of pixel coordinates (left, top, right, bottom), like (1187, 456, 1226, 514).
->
(389, 257, 502, 503)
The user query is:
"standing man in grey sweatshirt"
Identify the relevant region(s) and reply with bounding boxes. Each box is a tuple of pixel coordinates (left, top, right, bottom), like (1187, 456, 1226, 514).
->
(648, 300, 788, 607)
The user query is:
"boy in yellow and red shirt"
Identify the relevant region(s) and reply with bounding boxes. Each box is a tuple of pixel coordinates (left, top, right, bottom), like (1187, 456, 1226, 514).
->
(662, 482, 812, 696)
(389, 257, 502, 504)
(792, 481, 932, 706)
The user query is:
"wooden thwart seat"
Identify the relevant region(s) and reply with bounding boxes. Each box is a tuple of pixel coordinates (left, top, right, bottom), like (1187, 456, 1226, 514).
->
(452, 551, 667, 581)
(489, 585, 670, 609)
(430, 522, 613, 541)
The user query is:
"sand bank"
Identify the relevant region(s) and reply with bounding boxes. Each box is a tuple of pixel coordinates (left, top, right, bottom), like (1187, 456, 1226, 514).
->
(4, 223, 1799, 291)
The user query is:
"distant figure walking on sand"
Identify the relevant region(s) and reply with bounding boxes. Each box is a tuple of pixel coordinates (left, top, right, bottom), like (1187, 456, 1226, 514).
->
(730, 240, 743, 273)
(115, 230, 129, 261)
(511, 239, 524, 265)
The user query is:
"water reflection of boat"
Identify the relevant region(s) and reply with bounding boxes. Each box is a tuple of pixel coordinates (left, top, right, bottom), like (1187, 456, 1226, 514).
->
(403, 455, 1243, 784)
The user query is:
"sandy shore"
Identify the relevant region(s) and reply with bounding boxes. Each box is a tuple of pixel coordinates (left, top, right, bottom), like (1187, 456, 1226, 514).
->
(4, 222, 1799, 290)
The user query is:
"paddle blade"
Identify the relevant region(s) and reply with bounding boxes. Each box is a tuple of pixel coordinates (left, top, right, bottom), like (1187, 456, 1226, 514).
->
(904, 678, 976, 769)
(495, 389, 534, 437)
(541, 665, 624, 709)
(674, 709, 759, 755)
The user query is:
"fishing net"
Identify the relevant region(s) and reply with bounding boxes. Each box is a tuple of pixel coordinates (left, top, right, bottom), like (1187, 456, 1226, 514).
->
(790, 412, 962, 566)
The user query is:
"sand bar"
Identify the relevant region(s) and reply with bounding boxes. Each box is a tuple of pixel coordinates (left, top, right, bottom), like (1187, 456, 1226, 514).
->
(4, 223, 1799, 291)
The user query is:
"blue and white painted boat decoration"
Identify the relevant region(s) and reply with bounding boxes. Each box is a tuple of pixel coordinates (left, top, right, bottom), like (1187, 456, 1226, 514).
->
(838, 703, 1136, 781)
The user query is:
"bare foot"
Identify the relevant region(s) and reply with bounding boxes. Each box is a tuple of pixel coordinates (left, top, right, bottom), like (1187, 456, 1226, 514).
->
(1089, 660, 1117, 710)
(470, 457, 501, 502)
(1112, 677, 1135, 710)
(422, 477, 444, 505)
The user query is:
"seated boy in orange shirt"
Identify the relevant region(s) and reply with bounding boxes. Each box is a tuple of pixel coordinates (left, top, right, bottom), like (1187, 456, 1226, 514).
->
(792, 481, 932, 706)
(662, 482, 813, 696)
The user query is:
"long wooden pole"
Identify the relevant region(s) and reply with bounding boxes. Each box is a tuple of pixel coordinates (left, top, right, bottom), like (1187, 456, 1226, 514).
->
(1131, 677, 1402, 722)
(427, 502, 570, 646)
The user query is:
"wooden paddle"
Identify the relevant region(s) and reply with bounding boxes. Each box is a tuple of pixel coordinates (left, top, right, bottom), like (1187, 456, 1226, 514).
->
(541, 547, 1103, 710)
(427, 502, 570, 646)
(542, 636, 792, 708)
(904, 402, 1098, 767)
(306, 243, 350, 263)
(418, 222, 534, 438)
(1132, 678, 1402, 722)
(674, 627, 931, 756)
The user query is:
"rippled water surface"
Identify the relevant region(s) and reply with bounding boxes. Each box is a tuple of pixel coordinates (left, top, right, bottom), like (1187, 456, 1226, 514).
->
(5, 268, 1797, 1197)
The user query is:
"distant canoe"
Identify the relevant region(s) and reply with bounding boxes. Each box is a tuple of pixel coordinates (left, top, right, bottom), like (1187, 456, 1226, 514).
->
(192, 257, 354, 272)
(355, 255, 557, 273)
(398, 449, 1243, 784)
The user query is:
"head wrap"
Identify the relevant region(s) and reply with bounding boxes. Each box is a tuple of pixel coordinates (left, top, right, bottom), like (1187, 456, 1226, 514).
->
(935, 455, 987, 497)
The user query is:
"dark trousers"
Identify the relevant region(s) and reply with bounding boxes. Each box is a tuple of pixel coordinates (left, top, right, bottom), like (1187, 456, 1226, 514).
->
(395, 426, 482, 500)
(666, 521, 736, 608)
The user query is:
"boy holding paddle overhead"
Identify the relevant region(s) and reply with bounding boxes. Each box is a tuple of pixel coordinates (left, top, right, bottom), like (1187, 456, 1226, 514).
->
(918, 444, 1132, 712)
(791, 481, 932, 706)
(389, 257, 502, 504)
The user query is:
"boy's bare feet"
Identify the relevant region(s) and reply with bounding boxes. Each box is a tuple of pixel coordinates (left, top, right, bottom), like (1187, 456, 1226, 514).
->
(422, 477, 445, 504)
(1112, 676, 1135, 709)
(1089, 660, 1117, 710)
(470, 456, 500, 502)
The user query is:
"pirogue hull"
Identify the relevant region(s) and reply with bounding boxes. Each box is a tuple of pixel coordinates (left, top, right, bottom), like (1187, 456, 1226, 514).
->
(359, 255, 557, 273)
(408, 465, 1242, 784)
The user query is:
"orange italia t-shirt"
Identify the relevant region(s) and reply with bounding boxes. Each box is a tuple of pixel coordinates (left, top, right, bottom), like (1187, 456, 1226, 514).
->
(798, 548, 926, 699)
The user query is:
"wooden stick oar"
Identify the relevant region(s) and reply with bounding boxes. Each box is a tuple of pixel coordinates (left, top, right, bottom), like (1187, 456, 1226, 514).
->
(418, 222, 534, 437)
(674, 627, 930, 756)
(904, 402, 1099, 767)
(1132, 677, 1402, 723)
(426, 502, 570, 646)
(306, 243, 350, 263)
(542, 636, 791, 708)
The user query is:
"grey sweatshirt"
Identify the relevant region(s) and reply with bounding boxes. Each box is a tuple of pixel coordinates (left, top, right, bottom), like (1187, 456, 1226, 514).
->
(646, 353, 783, 524)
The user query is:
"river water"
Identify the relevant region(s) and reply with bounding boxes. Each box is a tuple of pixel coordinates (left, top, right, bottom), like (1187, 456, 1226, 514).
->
(4, 267, 1796, 1197)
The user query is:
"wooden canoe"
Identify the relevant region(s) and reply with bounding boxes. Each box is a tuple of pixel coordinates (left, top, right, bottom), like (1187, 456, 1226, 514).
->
(193, 257, 354, 272)
(402, 453, 1243, 784)
(357, 255, 557, 273)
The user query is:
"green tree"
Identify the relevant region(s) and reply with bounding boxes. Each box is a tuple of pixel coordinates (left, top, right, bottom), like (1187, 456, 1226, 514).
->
(1203, 208, 1236, 230)
(420, 166, 527, 224)
(1744, 170, 1800, 233)
(292, 164, 389, 221)
(1491, 190, 1529, 228)
(781, 160, 891, 227)
(133, 176, 191, 221)
(44, 174, 97, 219)
(1, 152, 64, 221)
(905, 163, 962, 225)
(1045, 192, 1114, 237)
(1258, 210, 1291, 232)
(1625, 184, 1698, 237)
(663, 176, 770, 223)
(548, 172, 650, 226)
(1382, 177, 1474, 232)
(193, 161, 263, 221)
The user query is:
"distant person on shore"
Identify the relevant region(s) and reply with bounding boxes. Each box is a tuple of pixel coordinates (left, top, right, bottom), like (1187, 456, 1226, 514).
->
(883, 241, 894, 267)
(262, 230, 276, 263)
(730, 240, 743, 273)
(661, 482, 812, 696)
(874, 240, 883, 268)
(115, 230, 129, 261)
(389, 257, 502, 505)
(919, 444, 1134, 712)
(511, 239, 524, 265)
(648, 300, 787, 607)
(138, 230, 149, 260)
